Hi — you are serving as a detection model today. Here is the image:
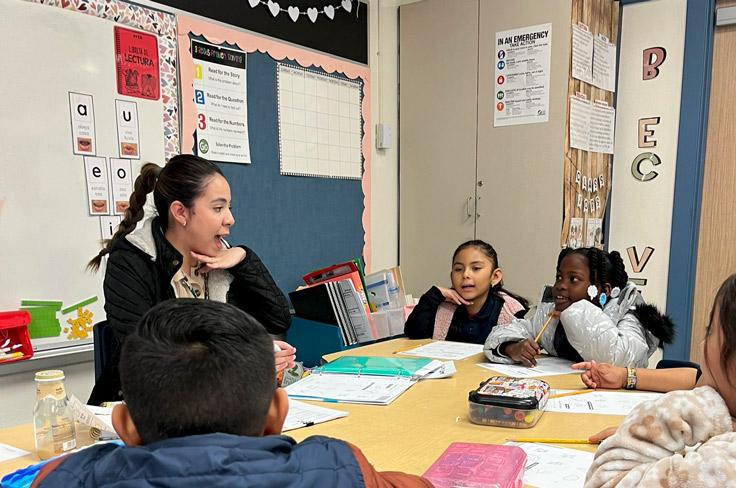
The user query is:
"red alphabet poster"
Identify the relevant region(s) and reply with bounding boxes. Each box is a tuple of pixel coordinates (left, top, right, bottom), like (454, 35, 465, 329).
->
(114, 26, 160, 100)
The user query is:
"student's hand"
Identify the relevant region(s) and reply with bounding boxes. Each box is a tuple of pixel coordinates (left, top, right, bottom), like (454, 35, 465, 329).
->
(274, 340, 296, 372)
(503, 339, 540, 367)
(589, 426, 618, 444)
(191, 247, 246, 273)
(572, 360, 627, 389)
(437, 287, 471, 306)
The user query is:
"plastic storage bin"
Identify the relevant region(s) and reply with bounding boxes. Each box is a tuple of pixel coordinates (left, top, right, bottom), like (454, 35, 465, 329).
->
(423, 442, 526, 488)
(468, 376, 550, 428)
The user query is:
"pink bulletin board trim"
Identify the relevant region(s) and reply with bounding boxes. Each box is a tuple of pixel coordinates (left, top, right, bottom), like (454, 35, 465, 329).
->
(176, 14, 372, 271)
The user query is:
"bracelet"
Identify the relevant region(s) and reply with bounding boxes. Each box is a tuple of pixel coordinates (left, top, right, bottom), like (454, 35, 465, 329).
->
(624, 367, 637, 390)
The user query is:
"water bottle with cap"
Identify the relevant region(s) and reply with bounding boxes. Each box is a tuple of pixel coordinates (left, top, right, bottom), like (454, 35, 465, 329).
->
(33, 369, 77, 459)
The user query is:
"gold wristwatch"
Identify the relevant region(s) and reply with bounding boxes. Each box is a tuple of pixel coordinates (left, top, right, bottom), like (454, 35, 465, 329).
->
(624, 366, 637, 390)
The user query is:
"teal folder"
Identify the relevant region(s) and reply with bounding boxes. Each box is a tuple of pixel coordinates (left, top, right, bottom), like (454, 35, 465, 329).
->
(313, 356, 434, 377)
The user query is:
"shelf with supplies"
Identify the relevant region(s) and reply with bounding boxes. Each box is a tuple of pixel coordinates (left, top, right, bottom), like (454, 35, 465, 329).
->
(286, 310, 410, 368)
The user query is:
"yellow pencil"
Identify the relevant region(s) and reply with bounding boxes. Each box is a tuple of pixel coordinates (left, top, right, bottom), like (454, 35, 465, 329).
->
(507, 438, 595, 444)
(533, 314, 555, 343)
(549, 389, 594, 399)
(0, 351, 24, 362)
(393, 345, 418, 354)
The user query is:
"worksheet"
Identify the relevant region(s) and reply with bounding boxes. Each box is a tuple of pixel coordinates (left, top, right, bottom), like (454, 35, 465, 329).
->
(282, 399, 348, 431)
(546, 391, 663, 415)
(0, 443, 29, 463)
(506, 442, 594, 488)
(285, 373, 415, 405)
(477, 357, 581, 378)
(398, 341, 484, 360)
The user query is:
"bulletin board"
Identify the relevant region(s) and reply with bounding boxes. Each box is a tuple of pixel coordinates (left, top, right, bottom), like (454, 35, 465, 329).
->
(177, 15, 371, 294)
(0, 0, 177, 353)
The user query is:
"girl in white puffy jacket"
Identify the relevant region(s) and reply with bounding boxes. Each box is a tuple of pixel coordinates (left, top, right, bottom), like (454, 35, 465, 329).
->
(484, 247, 673, 368)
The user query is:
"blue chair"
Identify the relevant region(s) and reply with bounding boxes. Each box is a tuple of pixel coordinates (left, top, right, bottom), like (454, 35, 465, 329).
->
(92, 320, 116, 381)
(656, 359, 700, 370)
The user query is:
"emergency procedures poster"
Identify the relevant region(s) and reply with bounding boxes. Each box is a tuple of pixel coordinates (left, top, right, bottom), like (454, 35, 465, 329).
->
(494, 23, 552, 127)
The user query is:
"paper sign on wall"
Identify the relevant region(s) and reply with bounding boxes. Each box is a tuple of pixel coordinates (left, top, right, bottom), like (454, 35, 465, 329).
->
(69, 92, 97, 155)
(99, 215, 122, 241)
(593, 34, 617, 92)
(115, 100, 140, 158)
(192, 39, 251, 164)
(114, 26, 160, 100)
(568, 217, 584, 249)
(494, 23, 552, 127)
(83, 156, 110, 215)
(586, 218, 603, 248)
(571, 23, 594, 84)
(109, 158, 133, 215)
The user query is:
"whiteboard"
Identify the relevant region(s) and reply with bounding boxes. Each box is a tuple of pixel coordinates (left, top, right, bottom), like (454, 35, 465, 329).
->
(0, 0, 167, 352)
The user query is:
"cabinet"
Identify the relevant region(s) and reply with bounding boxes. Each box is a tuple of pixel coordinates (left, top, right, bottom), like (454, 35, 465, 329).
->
(399, 0, 570, 301)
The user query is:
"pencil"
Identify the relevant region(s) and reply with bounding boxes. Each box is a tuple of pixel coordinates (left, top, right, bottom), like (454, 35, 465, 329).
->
(393, 345, 419, 354)
(549, 389, 594, 399)
(533, 314, 555, 343)
(507, 438, 595, 444)
(0, 351, 24, 362)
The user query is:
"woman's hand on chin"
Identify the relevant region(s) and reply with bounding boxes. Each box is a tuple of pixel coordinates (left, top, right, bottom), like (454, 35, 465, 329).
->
(191, 247, 246, 273)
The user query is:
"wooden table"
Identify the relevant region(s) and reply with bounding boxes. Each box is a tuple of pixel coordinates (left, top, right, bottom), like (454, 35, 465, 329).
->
(0, 338, 623, 479)
(287, 338, 620, 474)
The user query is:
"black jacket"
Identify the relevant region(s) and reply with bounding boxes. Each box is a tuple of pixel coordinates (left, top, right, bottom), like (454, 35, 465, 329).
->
(404, 286, 522, 344)
(88, 217, 291, 404)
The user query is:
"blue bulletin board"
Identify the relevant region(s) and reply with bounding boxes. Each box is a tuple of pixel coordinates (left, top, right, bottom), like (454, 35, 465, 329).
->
(178, 17, 371, 295)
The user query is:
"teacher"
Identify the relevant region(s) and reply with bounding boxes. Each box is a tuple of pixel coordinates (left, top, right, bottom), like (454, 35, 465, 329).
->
(87, 155, 293, 404)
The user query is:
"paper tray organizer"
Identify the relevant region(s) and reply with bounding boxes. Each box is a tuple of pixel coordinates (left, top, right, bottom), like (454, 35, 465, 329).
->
(0, 310, 34, 364)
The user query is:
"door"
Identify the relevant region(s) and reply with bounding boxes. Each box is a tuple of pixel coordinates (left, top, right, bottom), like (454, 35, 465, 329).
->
(399, 0, 479, 296)
(691, 0, 736, 359)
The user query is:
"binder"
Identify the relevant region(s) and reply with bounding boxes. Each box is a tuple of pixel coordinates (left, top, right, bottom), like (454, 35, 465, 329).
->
(289, 278, 375, 346)
(313, 355, 437, 378)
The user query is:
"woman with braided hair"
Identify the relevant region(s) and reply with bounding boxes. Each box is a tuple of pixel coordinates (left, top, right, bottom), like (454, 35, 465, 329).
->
(485, 247, 674, 368)
(87, 155, 293, 404)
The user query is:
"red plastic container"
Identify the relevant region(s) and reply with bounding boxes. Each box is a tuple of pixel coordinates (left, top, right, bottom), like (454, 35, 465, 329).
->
(0, 310, 34, 364)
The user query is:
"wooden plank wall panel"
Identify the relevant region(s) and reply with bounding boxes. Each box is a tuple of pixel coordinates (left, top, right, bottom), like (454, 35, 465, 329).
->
(561, 0, 618, 246)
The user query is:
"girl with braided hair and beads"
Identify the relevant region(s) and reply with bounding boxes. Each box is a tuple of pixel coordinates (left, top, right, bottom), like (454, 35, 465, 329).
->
(87, 155, 294, 405)
(484, 247, 674, 368)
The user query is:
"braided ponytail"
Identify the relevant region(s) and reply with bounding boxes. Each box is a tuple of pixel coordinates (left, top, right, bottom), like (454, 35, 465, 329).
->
(87, 163, 162, 272)
(607, 250, 629, 289)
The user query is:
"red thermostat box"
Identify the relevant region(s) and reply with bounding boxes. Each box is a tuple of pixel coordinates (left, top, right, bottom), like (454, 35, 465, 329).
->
(0, 310, 33, 364)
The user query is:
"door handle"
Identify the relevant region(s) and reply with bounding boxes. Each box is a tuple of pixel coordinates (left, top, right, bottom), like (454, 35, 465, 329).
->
(466, 196, 473, 219)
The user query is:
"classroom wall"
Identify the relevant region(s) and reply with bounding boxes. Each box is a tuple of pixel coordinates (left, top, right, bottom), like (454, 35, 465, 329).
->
(0, 0, 402, 428)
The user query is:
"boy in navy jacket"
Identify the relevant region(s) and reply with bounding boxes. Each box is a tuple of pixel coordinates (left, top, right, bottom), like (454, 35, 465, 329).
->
(33, 299, 432, 488)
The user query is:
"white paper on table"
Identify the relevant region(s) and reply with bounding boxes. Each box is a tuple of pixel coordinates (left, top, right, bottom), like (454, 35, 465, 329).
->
(69, 395, 119, 439)
(398, 341, 483, 360)
(506, 442, 594, 488)
(420, 361, 456, 379)
(571, 23, 594, 84)
(588, 101, 616, 154)
(285, 373, 415, 405)
(477, 357, 581, 378)
(569, 95, 592, 151)
(592, 34, 617, 92)
(282, 399, 348, 431)
(546, 391, 663, 415)
(0, 443, 30, 462)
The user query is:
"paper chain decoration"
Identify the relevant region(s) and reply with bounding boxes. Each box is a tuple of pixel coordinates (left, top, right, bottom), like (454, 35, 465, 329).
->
(248, 0, 355, 22)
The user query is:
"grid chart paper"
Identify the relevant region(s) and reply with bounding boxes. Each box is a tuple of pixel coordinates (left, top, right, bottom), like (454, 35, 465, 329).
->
(277, 63, 363, 179)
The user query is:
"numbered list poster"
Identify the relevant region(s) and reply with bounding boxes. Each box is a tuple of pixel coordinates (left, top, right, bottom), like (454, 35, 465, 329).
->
(191, 39, 251, 163)
(494, 23, 552, 127)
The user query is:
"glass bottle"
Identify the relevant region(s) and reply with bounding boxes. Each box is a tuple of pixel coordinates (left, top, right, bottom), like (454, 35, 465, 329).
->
(33, 370, 77, 459)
